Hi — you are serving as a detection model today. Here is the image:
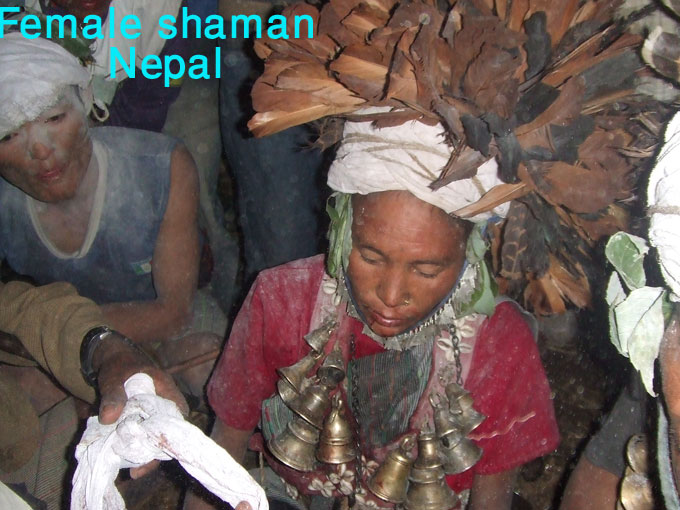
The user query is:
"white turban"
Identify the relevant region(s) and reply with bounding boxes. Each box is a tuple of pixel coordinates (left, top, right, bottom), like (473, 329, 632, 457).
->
(327, 108, 509, 221)
(648, 111, 680, 301)
(0, 32, 93, 138)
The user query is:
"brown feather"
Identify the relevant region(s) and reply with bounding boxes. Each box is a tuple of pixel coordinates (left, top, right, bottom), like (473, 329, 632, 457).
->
(508, 0, 530, 31)
(463, 44, 522, 117)
(524, 275, 567, 315)
(453, 182, 532, 218)
(430, 147, 488, 188)
(248, 102, 363, 137)
(384, 28, 420, 104)
(570, 205, 629, 242)
(545, 255, 592, 309)
(530, 161, 628, 214)
(543, 31, 640, 88)
(330, 44, 392, 101)
(516, 76, 584, 136)
(500, 201, 530, 283)
(546, 0, 581, 48)
(577, 128, 633, 182)
(495, 0, 509, 22)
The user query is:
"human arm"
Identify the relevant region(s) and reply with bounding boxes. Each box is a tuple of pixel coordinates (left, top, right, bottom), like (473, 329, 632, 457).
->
(559, 457, 619, 510)
(101, 145, 200, 344)
(210, 419, 254, 466)
(456, 303, 559, 494)
(559, 371, 646, 510)
(468, 469, 517, 510)
(660, 309, 680, 491)
(0, 279, 188, 478)
(0, 280, 102, 402)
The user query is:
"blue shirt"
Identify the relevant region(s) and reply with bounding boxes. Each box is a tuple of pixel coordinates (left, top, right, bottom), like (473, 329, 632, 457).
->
(0, 127, 175, 304)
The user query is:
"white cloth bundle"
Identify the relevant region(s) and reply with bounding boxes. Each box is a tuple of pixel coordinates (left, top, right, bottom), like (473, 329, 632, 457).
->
(0, 32, 92, 138)
(648, 111, 680, 302)
(327, 107, 509, 221)
(71, 373, 268, 510)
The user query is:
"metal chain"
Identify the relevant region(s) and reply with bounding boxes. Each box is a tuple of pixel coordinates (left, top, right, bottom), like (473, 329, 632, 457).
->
(451, 324, 463, 386)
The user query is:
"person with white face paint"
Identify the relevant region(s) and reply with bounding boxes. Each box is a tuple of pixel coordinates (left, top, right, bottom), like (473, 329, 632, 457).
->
(0, 33, 227, 410)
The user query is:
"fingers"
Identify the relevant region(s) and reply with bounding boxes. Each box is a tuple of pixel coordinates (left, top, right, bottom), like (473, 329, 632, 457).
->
(150, 368, 189, 417)
(234, 503, 252, 510)
(97, 373, 128, 425)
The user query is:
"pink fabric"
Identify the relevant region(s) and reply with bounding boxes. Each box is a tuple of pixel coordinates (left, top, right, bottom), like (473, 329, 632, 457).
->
(208, 255, 560, 492)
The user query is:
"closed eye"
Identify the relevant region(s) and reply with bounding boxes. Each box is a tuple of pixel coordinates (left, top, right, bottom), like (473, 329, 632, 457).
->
(358, 246, 384, 265)
(45, 113, 66, 123)
(360, 252, 381, 265)
(413, 264, 443, 279)
(0, 132, 17, 143)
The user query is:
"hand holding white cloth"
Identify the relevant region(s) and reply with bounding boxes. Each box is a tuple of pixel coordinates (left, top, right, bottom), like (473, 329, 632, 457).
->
(71, 373, 268, 510)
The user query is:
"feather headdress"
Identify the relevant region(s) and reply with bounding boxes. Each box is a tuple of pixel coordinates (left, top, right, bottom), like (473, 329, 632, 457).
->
(248, 0, 679, 315)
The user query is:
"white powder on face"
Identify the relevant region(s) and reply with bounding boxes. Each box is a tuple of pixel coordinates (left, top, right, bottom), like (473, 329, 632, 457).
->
(0, 33, 92, 139)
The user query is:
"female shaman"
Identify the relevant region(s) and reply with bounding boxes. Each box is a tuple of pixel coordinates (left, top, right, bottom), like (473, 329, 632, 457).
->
(193, 114, 560, 510)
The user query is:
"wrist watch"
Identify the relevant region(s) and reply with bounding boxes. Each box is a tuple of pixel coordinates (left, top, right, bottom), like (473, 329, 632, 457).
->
(80, 326, 114, 386)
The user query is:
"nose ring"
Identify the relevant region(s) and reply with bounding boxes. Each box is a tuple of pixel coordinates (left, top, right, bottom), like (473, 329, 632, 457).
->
(403, 297, 411, 306)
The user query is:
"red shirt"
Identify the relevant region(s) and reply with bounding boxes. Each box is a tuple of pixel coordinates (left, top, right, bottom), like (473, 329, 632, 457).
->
(208, 255, 559, 490)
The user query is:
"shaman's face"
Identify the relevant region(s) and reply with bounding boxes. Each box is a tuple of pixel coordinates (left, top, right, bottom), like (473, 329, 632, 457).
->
(0, 101, 92, 203)
(347, 190, 470, 338)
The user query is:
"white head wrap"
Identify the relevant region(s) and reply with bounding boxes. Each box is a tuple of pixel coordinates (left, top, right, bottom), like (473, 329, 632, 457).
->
(648, 111, 680, 301)
(327, 108, 509, 221)
(0, 32, 93, 138)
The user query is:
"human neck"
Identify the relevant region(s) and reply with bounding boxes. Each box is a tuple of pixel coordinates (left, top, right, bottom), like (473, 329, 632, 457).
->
(33, 140, 100, 255)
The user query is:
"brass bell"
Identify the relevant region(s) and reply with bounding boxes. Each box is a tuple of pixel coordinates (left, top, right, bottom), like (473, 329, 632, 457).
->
(405, 433, 457, 510)
(317, 342, 346, 386)
(440, 437, 483, 475)
(316, 395, 357, 464)
(277, 350, 323, 394)
(456, 393, 475, 411)
(268, 415, 320, 472)
(457, 406, 486, 435)
(404, 477, 458, 510)
(444, 382, 466, 403)
(413, 433, 443, 470)
(304, 317, 337, 352)
(445, 384, 486, 435)
(619, 470, 653, 510)
(619, 435, 653, 510)
(278, 378, 299, 404)
(625, 434, 648, 474)
(367, 435, 416, 503)
(430, 394, 464, 449)
(289, 381, 334, 429)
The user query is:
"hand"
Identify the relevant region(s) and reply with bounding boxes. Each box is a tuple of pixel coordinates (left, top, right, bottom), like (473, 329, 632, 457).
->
(92, 331, 189, 478)
(235, 503, 252, 510)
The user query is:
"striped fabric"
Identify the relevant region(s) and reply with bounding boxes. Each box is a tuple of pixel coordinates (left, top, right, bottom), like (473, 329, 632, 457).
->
(261, 391, 296, 441)
(1, 397, 79, 510)
(348, 339, 434, 448)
